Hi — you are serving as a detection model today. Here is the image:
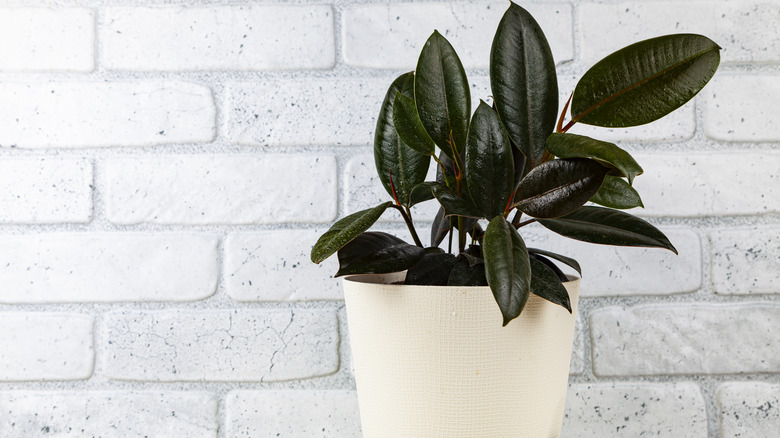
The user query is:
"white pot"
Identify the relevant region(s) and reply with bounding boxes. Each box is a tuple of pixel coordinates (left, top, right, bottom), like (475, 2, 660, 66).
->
(343, 272, 580, 438)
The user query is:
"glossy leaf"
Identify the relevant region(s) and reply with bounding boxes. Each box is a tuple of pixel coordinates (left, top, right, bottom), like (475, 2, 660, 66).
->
(374, 72, 431, 207)
(538, 206, 678, 253)
(432, 183, 485, 219)
(311, 202, 393, 263)
(572, 34, 721, 127)
(531, 253, 568, 282)
(336, 232, 425, 277)
(546, 133, 643, 184)
(483, 216, 532, 326)
(491, 2, 558, 166)
(514, 158, 609, 218)
(528, 247, 582, 275)
(591, 175, 644, 209)
(430, 206, 451, 247)
(405, 252, 459, 286)
(529, 257, 571, 313)
(393, 93, 436, 156)
(415, 31, 471, 158)
(448, 259, 488, 286)
(465, 102, 515, 219)
(409, 181, 438, 207)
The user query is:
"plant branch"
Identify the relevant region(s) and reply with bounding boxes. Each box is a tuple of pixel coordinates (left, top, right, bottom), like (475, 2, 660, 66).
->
(516, 218, 537, 228)
(391, 204, 424, 248)
(556, 93, 573, 132)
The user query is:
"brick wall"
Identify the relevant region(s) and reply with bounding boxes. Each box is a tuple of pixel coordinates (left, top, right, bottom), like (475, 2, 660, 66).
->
(0, 1, 777, 437)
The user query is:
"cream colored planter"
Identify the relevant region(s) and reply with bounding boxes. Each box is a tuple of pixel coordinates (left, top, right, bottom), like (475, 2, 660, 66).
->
(343, 272, 580, 438)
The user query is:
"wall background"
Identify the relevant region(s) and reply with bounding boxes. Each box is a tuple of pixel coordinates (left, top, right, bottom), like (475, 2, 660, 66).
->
(0, 0, 777, 436)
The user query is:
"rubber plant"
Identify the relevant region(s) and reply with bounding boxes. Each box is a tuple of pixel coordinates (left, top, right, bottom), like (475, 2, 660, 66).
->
(311, 1, 720, 326)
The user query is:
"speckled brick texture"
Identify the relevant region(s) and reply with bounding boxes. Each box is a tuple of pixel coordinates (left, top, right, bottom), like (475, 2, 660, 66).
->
(0, 1, 776, 437)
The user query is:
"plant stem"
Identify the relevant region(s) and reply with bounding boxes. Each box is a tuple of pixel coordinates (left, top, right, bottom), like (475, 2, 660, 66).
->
(516, 218, 537, 228)
(392, 205, 424, 248)
(510, 209, 523, 227)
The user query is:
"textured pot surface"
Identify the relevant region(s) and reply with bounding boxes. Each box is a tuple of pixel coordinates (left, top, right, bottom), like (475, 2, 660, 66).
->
(343, 272, 580, 438)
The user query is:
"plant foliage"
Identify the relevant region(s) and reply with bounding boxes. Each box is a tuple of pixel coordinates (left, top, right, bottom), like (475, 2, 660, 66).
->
(311, 2, 720, 325)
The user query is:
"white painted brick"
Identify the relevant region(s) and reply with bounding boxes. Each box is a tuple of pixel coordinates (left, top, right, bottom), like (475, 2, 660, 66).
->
(569, 316, 586, 375)
(343, 2, 573, 69)
(711, 228, 780, 295)
(705, 75, 780, 142)
(719, 382, 780, 438)
(102, 5, 334, 71)
(562, 383, 707, 437)
(525, 228, 701, 296)
(103, 309, 339, 382)
(0, 313, 93, 381)
(0, 82, 215, 148)
(344, 154, 439, 226)
(0, 233, 218, 303)
(0, 158, 92, 224)
(106, 154, 337, 225)
(0, 8, 94, 72)
(0, 391, 218, 437)
(226, 390, 361, 437)
(225, 230, 341, 301)
(631, 152, 780, 217)
(591, 303, 780, 376)
(579, 2, 780, 64)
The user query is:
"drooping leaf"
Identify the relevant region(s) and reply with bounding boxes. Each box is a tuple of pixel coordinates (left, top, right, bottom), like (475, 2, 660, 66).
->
(530, 253, 567, 282)
(336, 232, 425, 277)
(483, 216, 532, 326)
(393, 93, 436, 156)
(590, 175, 644, 209)
(311, 202, 393, 263)
(529, 257, 571, 313)
(572, 34, 721, 127)
(514, 158, 609, 218)
(465, 102, 515, 219)
(528, 247, 582, 275)
(409, 181, 438, 207)
(538, 206, 678, 253)
(546, 133, 643, 184)
(374, 72, 431, 207)
(432, 183, 485, 219)
(415, 31, 471, 158)
(404, 252, 459, 286)
(448, 259, 488, 286)
(491, 2, 558, 166)
(430, 206, 480, 248)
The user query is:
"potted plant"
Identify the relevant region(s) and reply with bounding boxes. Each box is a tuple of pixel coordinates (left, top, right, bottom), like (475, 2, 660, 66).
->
(311, 2, 720, 436)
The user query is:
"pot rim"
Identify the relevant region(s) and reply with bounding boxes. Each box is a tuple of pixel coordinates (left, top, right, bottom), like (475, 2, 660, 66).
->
(342, 271, 581, 289)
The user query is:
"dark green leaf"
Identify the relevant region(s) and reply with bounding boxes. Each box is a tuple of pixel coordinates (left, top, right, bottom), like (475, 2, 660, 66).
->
(591, 175, 644, 209)
(460, 251, 485, 267)
(511, 142, 530, 190)
(409, 181, 438, 207)
(572, 34, 720, 127)
(415, 31, 471, 158)
(465, 102, 515, 219)
(311, 202, 393, 263)
(546, 133, 643, 184)
(374, 72, 431, 207)
(483, 216, 532, 326)
(491, 2, 558, 166)
(538, 206, 678, 254)
(514, 158, 609, 218)
(430, 206, 451, 247)
(336, 232, 425, 277)
(405, 252, 459, 286)
(393, 93, 436, 156)
(528, 247, 582, 275)
(432, 183, 485, 219)
(448, 259, 488, 286)
(529, 257, 571, 313)
(530, 253, 567, 282)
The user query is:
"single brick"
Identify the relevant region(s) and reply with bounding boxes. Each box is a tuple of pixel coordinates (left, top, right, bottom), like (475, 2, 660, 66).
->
(562, 383, 707, 437)
(711, 228, 780, 294)
(525, 228, 701, 296)
(226, 390, 361, 437)
(343, 2, 573, 69)
(103, 309, 339, 382)
(579, 2, 780, 64)
(0, 313, 93, 381)
(0, 8, 94, 72)
(632, 152, 780, 217)
(225, 230, 341, 301)
(0, 391, 218, 437)
(0, 81, 215, 148)
(102, 5, 334, 71)
(0, 158, 92, 223)
(591, 303, 780, 376)
(106, 154, 337, 225)
(0, 233, 217, 303)
(705, 75, 780, 142)
(719, 382, 780, 438)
